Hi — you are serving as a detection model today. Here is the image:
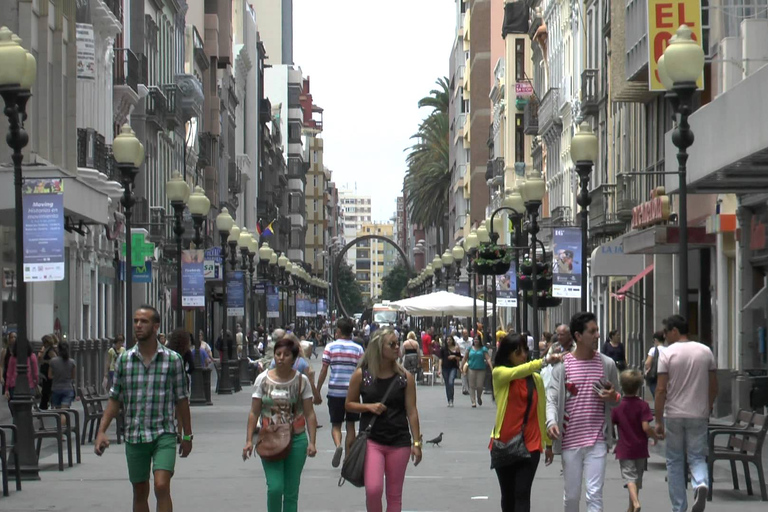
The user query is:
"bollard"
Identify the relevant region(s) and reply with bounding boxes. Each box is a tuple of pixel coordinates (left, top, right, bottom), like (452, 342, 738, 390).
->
(216, 360, 234, 394)
(238, 358, 251, 386)
(190, 367, 213, 406)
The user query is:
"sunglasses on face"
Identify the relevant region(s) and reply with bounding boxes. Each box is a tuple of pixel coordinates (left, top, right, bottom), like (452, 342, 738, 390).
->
(387, 341, 400, 349)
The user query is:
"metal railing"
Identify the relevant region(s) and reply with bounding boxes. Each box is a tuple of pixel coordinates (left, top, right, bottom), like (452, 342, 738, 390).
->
(77, 128, 109, 174)
(162, 83, 182, 130)
(538, 87, 561, 135)
(581, 69, 599, 117)
(113, 48, 139, 92)
(524, 97, 539, 135)
(145, 86, 167, 127)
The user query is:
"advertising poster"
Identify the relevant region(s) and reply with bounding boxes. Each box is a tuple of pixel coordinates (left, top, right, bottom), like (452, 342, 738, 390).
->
(496, 261, 518, 307)
(267, 285, 280, 318)
(226, 270, 245, 316)
(455, 282, 470, 297)
(310, 298, 318, 317)
(203, 247, 221, 280)
(552, 227, 582, 298)
(181, 250, 205, 308)
(646, 0, 703, 91)
(297, 298, 308, 318)
(317, 299, 326, 316)
(23, 178, 65, 282)
(119, 261, 153, 283)
(76, 23, 96, 80)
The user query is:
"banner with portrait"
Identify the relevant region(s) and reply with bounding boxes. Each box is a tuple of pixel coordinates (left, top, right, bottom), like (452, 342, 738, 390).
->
(496, 261, 518, 307)
(552, 227, 582, 298)
(266, 285, 279, 318)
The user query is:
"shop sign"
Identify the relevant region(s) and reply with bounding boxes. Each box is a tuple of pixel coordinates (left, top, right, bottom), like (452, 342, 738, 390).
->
(631, 188, 671, 230)
(515, 82, 533, 97)
(646, 0, 704, 91)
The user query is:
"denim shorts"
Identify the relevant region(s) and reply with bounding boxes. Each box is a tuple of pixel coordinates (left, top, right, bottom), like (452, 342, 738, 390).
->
(51, 389, 76, 407)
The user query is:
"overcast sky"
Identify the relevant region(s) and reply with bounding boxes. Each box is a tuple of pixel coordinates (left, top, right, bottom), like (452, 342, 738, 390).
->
(294, 0, 457, 222)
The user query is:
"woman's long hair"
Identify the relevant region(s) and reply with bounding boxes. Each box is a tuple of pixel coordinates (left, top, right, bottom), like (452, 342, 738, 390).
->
(58, 341, 70, 361)
(168, 329, 192, 355)
(358, 328, 406, 379)
(494, 333, 529, 368)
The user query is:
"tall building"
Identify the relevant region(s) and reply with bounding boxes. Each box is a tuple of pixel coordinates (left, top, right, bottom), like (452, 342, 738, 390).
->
(252, 0, 293, 65)
(302, 77, 326, 277)
(355, 222, 394, 303)
(339, 189, 372, 271)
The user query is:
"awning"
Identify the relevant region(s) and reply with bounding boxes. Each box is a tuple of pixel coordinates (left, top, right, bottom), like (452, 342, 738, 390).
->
(590, 235, 646, 277)
(622, 226, 716, 254)
(612, 264, 654, 300)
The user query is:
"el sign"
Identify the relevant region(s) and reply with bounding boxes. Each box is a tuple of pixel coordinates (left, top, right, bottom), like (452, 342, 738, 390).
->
(646, 0, 704, 91)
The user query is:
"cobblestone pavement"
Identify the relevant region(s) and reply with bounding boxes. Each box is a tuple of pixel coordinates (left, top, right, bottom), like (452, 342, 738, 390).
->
(1, 357, 766, 511)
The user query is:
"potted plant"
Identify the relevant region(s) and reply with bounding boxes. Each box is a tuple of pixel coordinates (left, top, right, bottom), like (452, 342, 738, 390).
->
(519, 257, 548, 276)
(517, 267, 553, 291)
(475, 243, 512, 275)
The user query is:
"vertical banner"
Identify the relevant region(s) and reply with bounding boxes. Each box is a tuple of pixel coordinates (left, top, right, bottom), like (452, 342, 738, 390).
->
(267, 285, 280, 318)
(311, 298, 318, 317)
(317, 299, 326, 316)
(226, 270, 245, 316)
(23, 179, 65, 282)
(552, 227, 583, 298)
(496, 261, 518, 307)
(646, 0, 703, 91)
(182, 250, 205, 308)
(76, 23, 96, 80)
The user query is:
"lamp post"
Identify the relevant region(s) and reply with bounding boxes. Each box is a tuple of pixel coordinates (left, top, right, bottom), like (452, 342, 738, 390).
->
(657, 24, 704, 318)
(476, 223, 491, 338)
(571, 123, 599, 311)
(112, 124, 146, 343)
(431, 255, 444, 291)
(0, 26, 39, 479)
(246, 235, 258, 356)
(214, 208, 234, 394)
(188, 186, 210, 247)
(464, 230, 479, 337)
(277, 253, 288, 325)
(285, 262, 295, 327)
(520, 168, 547, 359)
(503, 187, 525, 333)
(166, 172, 191, 327)
(237, 229, 253, 347)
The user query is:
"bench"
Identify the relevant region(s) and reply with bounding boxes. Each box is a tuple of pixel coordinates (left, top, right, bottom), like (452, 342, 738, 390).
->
(78, 387, 123, 445)
(0, 424, 21, 496)
(708, 412, 768, 501)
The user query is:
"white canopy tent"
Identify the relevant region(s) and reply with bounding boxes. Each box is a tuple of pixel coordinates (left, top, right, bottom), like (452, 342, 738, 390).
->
(391, 291, 493, 317)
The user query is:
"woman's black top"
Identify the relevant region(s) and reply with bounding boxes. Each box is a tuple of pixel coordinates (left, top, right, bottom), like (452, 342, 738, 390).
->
(39, 346, 57, 379)
(359, 371, 411, 448)
(602, 341, 626, 370)
(182, 350, 195, 375)
(440, 346, 461, 370)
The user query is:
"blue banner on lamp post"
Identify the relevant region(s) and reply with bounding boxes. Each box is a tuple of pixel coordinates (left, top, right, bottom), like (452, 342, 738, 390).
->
(267, 285, 280, 318)
(552, 227, 582, 299)
(182, 250, 205, 308)
(496, 261, 518, 307)
(22, 178, 65, 282)
(226, 270, 245, 316)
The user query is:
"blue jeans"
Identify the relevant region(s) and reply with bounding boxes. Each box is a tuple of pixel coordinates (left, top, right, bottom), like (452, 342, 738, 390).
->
(443, 367, 457, 402)
(665, 417, 709, 512)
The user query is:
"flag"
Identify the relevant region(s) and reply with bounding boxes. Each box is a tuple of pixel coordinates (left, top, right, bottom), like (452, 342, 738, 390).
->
(263, 221, 274, 236)
(256, 219, 264, 235)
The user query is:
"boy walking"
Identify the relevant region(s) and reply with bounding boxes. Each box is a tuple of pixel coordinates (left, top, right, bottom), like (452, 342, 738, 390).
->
(316, 317, 364, 467)
(611, 369, 657, 512)
(95, 306, 192, 512)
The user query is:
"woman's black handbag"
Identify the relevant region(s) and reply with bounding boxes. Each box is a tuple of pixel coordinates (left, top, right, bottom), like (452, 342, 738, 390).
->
(490, 376, 534, 470)
(338, 375, 400, 488)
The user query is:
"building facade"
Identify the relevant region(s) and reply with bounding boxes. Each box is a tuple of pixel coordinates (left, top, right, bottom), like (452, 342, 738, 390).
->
(339, 190, 372, 271)
(356, 222, 395, 303)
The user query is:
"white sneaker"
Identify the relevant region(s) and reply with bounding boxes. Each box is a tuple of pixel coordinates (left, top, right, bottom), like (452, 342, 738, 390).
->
(692, 485, 707, 512)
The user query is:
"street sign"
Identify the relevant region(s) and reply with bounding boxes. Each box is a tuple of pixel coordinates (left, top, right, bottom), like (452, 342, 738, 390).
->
(122, 232, 155, 267)
(515, 82, 534, 97)
(203, 260, 220, 280)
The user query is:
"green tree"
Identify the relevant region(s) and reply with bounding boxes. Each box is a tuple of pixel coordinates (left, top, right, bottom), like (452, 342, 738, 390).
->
(381, 263, 410, 301)
(404, 77, 450, 253)
(336, 261, 364, 314)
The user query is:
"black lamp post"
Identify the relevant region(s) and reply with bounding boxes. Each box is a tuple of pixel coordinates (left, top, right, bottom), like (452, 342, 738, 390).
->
(166, 172, 190, 327)
(476, 223, 491, 340)
(657, 24, 704, 318)
(463, 231, 479, 335)
(488, 200, 526, 342)
(571, 123, 599, 311)
(188, 186, 210, 248)
(520, 168, 547, 359)
(113, 124, 146, 344)
(503, 187, 526, 334)
(431, 255, 444, 291)
(214, 208, 235, 394)
(0, 26, 38, 479)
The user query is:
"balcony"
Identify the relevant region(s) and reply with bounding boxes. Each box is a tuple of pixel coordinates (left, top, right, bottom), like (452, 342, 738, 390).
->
(524, 97, 539, 135)
(589, 184, 626, 237)
(228, 161, 242, 195)
(454, 113, 467, 145)
(192, 26, 209, 71)
(551, 205, 572, 225)
(617, 173, 643, 222)
(176, 74, 204, 121)
(538, 88, 561, 136)
(113, 50, 145, 126)
(163, 83, 183, 130)
(198, 132, 214, 167)
(581, 69, 599, 118)
(260, 98, 272, 125)
(77, 128, 109, 174)
(113, 49, 139, 92)
(145, 86, 167, 129)
(485, 157, 504, 185)
(103, 0, 122, 21)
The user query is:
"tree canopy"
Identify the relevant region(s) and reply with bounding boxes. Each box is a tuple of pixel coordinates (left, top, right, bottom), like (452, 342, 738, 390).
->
(336, 260, 364, 314)
(381, 263, 410, 301)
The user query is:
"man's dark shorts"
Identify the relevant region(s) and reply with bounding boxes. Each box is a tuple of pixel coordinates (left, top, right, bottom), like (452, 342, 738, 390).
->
(328, 395, 360, 424)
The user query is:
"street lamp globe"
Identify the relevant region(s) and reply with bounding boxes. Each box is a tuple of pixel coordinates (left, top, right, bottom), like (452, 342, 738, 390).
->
(285, 262, 293, 274)
(441, 250, 453, 267)
(452, 244, 465, 262)
(215, 207, 234, 233)
(464, 231, 479, 250)
(228, 225, 241, 244)
(432, 255, 443, 269)
(247, 236, 258, 255)
(269, 252, 278, 266)
(259, 242, 272, 262)
(656, 54, 675, 91)
(0, 28, 30, 87)
(8, 34, 36, 91)
(503, 187, 525, 214)
(571, 122, 599, 164)
(278, 254, 288, 268)
(663, 25, 705, 84)
(520, 168, 546, 204)
(477, 224, 491, 244)
(113, 124, 145, 168)
(187, 186, 210, 216)
(425, 265, 434, 277)
(166, 171, 190, 203)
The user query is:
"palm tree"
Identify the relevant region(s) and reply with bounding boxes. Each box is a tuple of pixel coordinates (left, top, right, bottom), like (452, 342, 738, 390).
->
(405, 77, 450, 253)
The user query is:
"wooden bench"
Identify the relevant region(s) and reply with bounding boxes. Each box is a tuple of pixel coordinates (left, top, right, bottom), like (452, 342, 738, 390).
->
(0, 424, 21, 496)
(708, 412, 768, 501)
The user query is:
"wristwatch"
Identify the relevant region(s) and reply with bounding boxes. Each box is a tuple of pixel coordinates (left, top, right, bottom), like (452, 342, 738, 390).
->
(412, 441, 422, 448)
(182, 434, 194, 442)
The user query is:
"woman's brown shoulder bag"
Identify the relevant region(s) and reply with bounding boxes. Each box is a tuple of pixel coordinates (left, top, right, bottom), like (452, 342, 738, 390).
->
(256, 374, 302, 461)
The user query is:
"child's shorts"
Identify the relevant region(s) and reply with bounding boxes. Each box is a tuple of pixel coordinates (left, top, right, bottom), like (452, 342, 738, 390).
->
(620, 458, 646, 489)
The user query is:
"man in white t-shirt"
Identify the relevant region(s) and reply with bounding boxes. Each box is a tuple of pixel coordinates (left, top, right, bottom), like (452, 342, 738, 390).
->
(655, 315, 717, 512)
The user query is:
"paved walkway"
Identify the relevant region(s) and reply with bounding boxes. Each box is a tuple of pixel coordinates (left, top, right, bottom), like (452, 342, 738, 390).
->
(1, 358, 766, 511)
